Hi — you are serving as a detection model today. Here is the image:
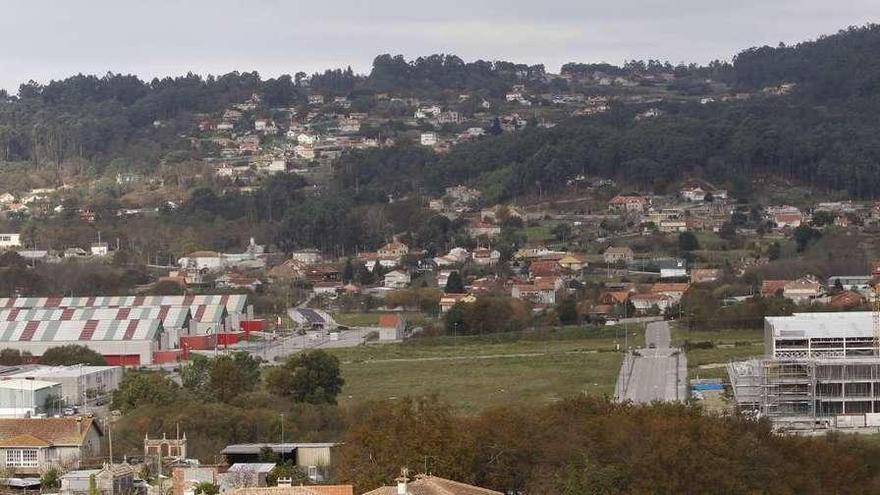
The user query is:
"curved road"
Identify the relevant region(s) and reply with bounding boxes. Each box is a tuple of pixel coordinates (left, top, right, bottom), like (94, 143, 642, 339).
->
(617, 321, 687, 403)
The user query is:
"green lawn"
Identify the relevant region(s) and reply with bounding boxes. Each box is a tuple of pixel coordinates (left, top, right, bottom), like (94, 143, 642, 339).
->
(330, 325, 642, 413)
(523, 224, 555, 243)
(672, 326, 764, 380)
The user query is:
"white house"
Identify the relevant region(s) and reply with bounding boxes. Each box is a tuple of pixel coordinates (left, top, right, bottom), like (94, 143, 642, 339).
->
(420, 132, 438, 146)
(384, 270, 411, 289)
(90, 242, 110, 257)
(0, 233, 21, 249)
(178, 251, 224, 271)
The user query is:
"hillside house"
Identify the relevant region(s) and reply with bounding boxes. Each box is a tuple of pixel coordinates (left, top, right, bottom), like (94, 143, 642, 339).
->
(378, 240, 409, 259)
(603, 246, 634, 264)
(631, 293, 674, 314)
(439, 293, 476, 313)
(471, 248, 500, 266)
(608, 195, 649, 213)
(383, 270, 411, 289)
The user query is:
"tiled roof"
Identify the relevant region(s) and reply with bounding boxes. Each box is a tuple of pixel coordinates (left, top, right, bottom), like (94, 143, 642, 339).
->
(229, 486, 353, 495)
(377, 314, 402, 328)
(0, 417, 100, 447)
(363, 475, 501, 495)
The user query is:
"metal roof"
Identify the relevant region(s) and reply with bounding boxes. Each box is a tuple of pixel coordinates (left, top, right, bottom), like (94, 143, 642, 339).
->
(0, 294, 248, 315)
(766, 312, 874, 339)
(0, 306, 191, 330)
(221, 443, 338, 454)
(0, 319, 162, 343)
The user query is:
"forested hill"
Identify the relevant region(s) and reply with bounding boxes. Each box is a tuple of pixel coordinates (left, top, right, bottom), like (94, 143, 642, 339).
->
(338, 24, 880, 201)
(731, 24, 880, 98)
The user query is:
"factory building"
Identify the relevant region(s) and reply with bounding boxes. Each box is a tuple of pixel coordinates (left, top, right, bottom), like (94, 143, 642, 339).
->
(0, 365, 123, 406)
(0, 379, 63, 417)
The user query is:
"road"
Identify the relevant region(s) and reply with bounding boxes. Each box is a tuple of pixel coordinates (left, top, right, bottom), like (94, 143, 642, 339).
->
(616, 321, 687, 403)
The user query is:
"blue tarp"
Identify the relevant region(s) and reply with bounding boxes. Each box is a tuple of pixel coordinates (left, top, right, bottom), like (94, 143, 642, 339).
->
(692, 383, 724, 392)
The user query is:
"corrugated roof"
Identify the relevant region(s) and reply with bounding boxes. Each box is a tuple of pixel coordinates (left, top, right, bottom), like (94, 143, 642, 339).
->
(0, 306, 191, 330)
(0, 319, 162, 343)
(767, 312, 874, 339)
(0, 295, 248, 315)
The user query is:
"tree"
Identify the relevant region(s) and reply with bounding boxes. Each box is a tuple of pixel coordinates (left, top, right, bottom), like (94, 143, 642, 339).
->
(265, 350, 344, 404)
(444, 271, 465, 294)
(111, 372, 180, 413)
(88, 474, 98, 495)
(342, 258, 355, 283)
(793, 225, 821, 252)
(41, 345, 107, 366)
(768, 241, 782, 261)
(0, 348, 29, 365)
(556, 296, 579, 325)
(41, 468, 61, 490)
(194, 482, 219, 495)
(811, 210, 835, 227)
(718, 221, 737, 241)
(551, 223, 572, 243)
(677, 232, 700, 252)
(208, 352, 261, 403)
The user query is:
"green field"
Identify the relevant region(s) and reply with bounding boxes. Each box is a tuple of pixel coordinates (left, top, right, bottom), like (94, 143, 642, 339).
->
(672, 326, 764, 380)
(330, 325, 643, 413)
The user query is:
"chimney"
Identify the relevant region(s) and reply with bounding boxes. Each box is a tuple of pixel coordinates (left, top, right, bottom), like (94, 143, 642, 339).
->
(396, 468, 409, 495)
(76, 417, 83, 434)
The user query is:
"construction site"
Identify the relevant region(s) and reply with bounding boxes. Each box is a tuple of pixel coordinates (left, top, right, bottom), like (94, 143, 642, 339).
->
(729, 311, 880, 430)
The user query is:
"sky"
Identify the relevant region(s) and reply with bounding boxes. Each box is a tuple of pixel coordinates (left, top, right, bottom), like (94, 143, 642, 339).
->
(1, 0, 879, 92)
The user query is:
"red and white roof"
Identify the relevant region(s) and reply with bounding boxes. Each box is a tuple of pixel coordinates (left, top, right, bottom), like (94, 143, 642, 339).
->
(0, 319, 162, 343)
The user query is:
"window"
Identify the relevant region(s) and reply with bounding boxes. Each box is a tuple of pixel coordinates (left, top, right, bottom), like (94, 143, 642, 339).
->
(6, 449, 38, 467)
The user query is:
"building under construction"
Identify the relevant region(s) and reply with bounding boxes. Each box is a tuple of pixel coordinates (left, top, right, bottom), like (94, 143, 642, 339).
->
(729, 312, 880, 427)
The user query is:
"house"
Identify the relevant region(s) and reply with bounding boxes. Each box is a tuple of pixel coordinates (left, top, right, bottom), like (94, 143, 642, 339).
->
(783, 276, 824, 303)
(599, 291, 631, 305)
(60, 463, 135, 495)
(378, 240, 409, 259)
(312, 282, 343, 297)
(178, 251, 224, 271)
(439, 293, 476, 313)
(827, 275, 872, 292)
(691, 269, 721, 284)
(467, 222, 501, 239)
(630, 293, 674, 314)
(829, 291, 866, 309)
(268, 259, 307, 281)
(384, 270, 411, 289)
(767, 206, 804, 229)
(289, 249, 322, 265)
(471, 248, 500, 266)
(511, 277, 561, 305)
(227, 485, 353, 495)
(305, 265, 340, 283)
(603, 246, 634, 264)
(364, 473, 502, 495)
(0, 233, 21, 249)
(0, 417, 103, 475)
(557, 254, 587, 272)
(650, 283, 690, 303)
(761, 280, 789, 298)
(90, 242, 110, 257)
(376, 314, 406, 341)
(608, 195, 648, 213)
(420, 132, 438, 146)
(528, 260, 561, 278)
(658, 220, 687, 233)
(680, 186, 708, 202)
(216, 273, 263, 292)
(308, 94, 324, 105)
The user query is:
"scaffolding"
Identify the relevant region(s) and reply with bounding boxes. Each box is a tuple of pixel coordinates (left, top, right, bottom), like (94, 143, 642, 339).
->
(729, 357, 880, 419)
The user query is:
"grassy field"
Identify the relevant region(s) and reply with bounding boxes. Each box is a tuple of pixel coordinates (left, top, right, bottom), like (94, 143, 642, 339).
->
(330, 325, 643, 413)
(672, 326, 764, 380)
(331, 311, 432, 327)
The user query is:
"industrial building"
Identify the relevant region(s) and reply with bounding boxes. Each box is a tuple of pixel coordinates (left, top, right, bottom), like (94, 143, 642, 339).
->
(0, 294, 249, 366)
(0, 379, 63, 417)
(0, 365, 123, 406)
(730, 311, 880, 428)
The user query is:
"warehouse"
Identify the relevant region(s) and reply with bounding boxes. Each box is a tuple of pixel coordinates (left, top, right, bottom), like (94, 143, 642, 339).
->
(3, 365, 122, 406)
(0, 319, 164, 365)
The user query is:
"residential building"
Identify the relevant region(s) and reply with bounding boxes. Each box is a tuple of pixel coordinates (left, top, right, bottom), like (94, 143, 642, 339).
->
(90, 243, 110, 257)
(378, 240, 409, 259)
(630, 293, 674, 314)
(364, 473, 501, 495)
(420, 132, 438, 146)
(608, 195, 648, 213)
(0, 417, 103, 475)
(690, 269, 721, 284)
(471, 248, 500, 266)
(557, 254, 587, 272)
(0, 233, 21, 249)
(439, 293, 476, 313)
(603, 246, 634, 264)
(60, 463, 135, 495)
(383, 270, 411, 289)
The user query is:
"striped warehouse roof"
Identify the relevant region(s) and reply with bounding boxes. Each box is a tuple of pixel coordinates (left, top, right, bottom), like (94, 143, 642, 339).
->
(0, 319, 162, 343)
(0, 295, 247, 314)
(0, 306, 191, 330)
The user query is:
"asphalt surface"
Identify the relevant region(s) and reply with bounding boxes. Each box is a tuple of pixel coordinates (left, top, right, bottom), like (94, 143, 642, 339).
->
(618, 321, 687, 403)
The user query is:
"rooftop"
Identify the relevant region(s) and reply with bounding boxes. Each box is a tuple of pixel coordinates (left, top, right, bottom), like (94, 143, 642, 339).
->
(766, 311, 874, 339)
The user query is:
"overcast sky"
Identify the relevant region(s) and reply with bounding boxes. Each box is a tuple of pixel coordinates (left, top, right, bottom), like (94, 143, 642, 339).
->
(1, 0, 879, 92)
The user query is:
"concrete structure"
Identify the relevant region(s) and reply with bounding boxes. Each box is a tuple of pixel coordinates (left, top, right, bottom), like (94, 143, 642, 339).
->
(4, 366, 122, 406)
(0, 233, 21, 249)
(0, 379, 63, 417)
(730, 311, 880, 426)
(221, 443, 337, 483)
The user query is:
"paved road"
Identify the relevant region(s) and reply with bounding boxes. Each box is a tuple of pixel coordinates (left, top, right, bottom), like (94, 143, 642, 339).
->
(617, 321, 687, 403)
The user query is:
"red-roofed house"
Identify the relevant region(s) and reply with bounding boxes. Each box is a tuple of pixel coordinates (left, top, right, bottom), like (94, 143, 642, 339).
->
(608, 195, 649, 213)
(377, 314, 406, 341)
